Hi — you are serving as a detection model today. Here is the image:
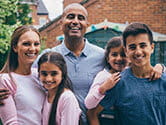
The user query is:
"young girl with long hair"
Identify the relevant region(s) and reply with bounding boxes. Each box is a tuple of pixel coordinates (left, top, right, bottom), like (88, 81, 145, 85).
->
(38, 52, 81, 125)
(85, 37, 128, 125)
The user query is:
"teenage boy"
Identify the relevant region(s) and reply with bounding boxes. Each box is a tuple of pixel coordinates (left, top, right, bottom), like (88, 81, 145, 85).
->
(99, 22, 166, 125)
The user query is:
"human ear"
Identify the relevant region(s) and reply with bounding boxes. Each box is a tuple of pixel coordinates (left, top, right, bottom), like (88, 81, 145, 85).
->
(13, 45, 18, 53)
(87, 21, 90, 27)
(151, 43, 154, 53)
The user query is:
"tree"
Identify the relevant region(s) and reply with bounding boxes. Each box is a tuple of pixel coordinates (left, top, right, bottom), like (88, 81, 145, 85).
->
(0, 0, 32, 69)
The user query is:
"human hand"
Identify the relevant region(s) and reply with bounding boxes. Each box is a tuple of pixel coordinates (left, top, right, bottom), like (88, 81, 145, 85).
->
(99, 72, 120, 95)
(149, 64, 162, 81)
(0, 88, 10, 106)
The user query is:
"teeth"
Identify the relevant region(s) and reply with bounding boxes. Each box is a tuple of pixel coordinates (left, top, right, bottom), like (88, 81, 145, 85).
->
(135, 56, 143, 59)
(44, 82, 55, 85)
(26, 53, 35, 57)
(71, 27, 80, 30)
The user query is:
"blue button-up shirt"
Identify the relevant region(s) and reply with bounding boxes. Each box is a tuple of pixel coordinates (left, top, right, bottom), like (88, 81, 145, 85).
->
(33, 39, 105, 125)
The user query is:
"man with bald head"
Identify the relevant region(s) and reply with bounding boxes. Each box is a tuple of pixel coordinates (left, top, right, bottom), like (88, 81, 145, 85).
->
(33, 3, 105, 125)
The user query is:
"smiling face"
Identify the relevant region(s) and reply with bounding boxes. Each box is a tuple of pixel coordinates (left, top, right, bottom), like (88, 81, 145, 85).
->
(108, 46, 128, 73)
(14, 31, 40, 66)
(125, 33, 154, 68)
(61, 5, 88, 39)
(39, 62, 63, 91)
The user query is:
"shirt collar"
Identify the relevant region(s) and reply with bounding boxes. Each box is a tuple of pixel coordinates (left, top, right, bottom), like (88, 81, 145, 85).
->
(61, 38, 91, 57)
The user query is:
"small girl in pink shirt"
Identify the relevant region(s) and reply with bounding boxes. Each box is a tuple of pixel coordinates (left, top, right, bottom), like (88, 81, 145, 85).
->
(38, 52, 81, 125)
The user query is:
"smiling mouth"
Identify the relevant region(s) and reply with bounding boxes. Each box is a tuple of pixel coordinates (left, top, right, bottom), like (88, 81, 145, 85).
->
(69, 26, 81, 31)
(115, 61, 127, 65)
(134, 56, 144, 61)
(25, 53, 37, 57)
(43, 82, 55, 85)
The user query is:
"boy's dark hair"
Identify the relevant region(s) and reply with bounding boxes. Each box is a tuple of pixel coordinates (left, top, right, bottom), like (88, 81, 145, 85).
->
(123, 22, 153, 47)
(105, 36, 124, 69)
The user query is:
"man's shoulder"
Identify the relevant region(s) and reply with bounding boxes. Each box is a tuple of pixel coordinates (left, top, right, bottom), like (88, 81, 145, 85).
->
(50, 44, 63, 52)
(88, 43, 104, 53)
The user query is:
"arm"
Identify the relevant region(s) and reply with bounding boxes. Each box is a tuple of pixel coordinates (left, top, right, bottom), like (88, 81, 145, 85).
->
(85, 72, 120, 109)
(0, 78, 18, 125)
(85, 84, 105, 109)
(60, 91, 81, 125)
(0, 88, 10, 106)
(98, 72, 120, 95)
(87, 105, 103, 125)
(0, 95, 18, 125)
(149, 63, 165, 80)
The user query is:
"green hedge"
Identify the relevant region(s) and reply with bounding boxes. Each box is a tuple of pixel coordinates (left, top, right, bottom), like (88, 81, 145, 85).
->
(0, 52, 8, 70)
(0, 118, 2, 125)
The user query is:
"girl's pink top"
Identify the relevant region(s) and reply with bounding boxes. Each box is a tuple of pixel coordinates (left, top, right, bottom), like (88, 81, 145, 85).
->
(84, 69, 111, 109)
(42, 90, 82, 125)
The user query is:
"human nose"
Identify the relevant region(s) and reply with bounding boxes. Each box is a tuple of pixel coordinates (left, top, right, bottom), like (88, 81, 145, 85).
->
(116, 55, 122, 61)
(29, 44, 36, 51)
(72, 16, 79, 24)
(135, 47, 142, 55)
(45, 74, 52, 82)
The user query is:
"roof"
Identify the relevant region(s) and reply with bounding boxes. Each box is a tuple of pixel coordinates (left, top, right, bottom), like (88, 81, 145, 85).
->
(86, 20, 166, 42)
(37, 0, 48, 15)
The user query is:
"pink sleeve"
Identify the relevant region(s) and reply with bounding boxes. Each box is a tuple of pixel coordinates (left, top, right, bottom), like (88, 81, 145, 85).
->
(0, 75, 18, 125)
(84, 85, 105, 109)
(58, 91, 81, 125)
(84, 71, 108, 109)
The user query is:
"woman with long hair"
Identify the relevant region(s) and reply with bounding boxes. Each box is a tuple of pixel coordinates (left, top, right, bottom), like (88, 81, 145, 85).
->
(0, 25, 45, 125)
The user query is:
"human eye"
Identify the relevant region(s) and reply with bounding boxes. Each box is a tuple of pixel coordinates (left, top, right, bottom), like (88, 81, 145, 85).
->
(51, 71, 58, 76)
(40, 71, 47, 76)
(34, 41, 40, 46)
(78, 15, 85, 20)
(22, 41, 30, 46)
(128, 45, 136, 50)
(111, 52, 118, 57)
(140, 43, 147, 48)
(66, 14, 75, 19)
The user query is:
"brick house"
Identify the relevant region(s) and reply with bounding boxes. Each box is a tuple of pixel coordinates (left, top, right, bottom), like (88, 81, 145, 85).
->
(20, 0, 49, 27)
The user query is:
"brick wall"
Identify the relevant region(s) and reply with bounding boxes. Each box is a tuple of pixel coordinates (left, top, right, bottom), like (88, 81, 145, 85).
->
(40, 0, 166, 48)
(30, 5, 39, 25)
(30, 4, 49, 26)
(86, 0, 166, 34)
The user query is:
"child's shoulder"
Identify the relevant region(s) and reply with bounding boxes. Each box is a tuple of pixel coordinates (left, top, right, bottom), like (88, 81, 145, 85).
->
(61, 89, 76, 99)
(58, 89, 79, 106)
(97, 69, 110, 76)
